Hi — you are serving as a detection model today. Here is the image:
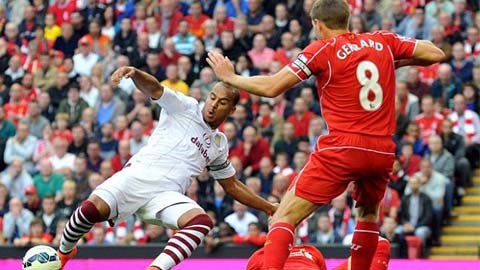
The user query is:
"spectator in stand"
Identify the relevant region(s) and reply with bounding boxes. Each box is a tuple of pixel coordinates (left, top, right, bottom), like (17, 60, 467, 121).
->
(94, 84, 126, 127)
(203, 19, 219, 52)
(38, 195, 62, 237)
(449, 94, 480, 168)
(254, 102, 283, 143)
(431, 24, 453, 63)
(397, 81, 419, 121)
(231, 222, 267, 247)
(399, 142, 422, 177)
(137, 107, 156, 136)
(177, 56, 196, 86)
(113, 115, 131, 141)
(44, 13, 62, 43)
(405, 5, 437, 40)
(173, 20, 197, 56)
(427, 135, 455, 180)
(142, 50, 165, 81)
(230, 126, 271, 177)
(129, 32, 149, 70)
(82, 19, 111, 55)
(68, 125, 87, 156)
(57, 179, 79, 218)
(462, 83, 479, 113)
(308, 117, 324, 152)
(192, 67, 217, 98)
(4, 83, 28, 125)
(145, 16, 161, 50)
(0, 107, 16, 140)
(48, 0, 76, 26)
(380, 217, 407, 258)
(98, 122, 118, 160)
(4, 122, 37, 172)
(389, 0, 410, 36)
(160, 64, 189, 95)
(24, 100, 49, 139)
(52, 113, 72, 143)
(328, 192, 354, 241)
(87, 226, 111, 246)
(273, 3, 289, 34)
(300, 87, 321, 116)
(0, 159, 33, 203)
(99, 160, 114, 181)
(72, 156, 91, 200)
(464, 26, 480, 59)
(86, 139, 103, 173)
(225, 200, 259, 236)
(415, 95, 445, 144)
(38, 92, 56, 123)
(4, 55, 24, 87)
(129, 121, 148, 155)
(185, 0, 209, 39)
(309, 213, 342, 244)
(33, 159, 64, 201)
(14, 218, 52, 246)
(214, 6, 234, 35)
(73, 36, 99, 77)
(287, 97, 316, 138)
(111, 140, 131, 173)
(403, 122, 429, 156)
(48, 72, 70, 109)
(273, 152, 293, 177)
(273, 32, 301, 68)
(441, 118, 472, 190)
(407, 67, 430, 100)
(389, 158, 409, 198)
(79, 76, 99, 108)
(3, 197, 35, 243)
(159, 38, 182, 69)
(53, 23, 77, 58)
(113, 18, 137, 56)
(248, 34, 275, 73)
(49, 136, 76, 173)
(397, 175, 433, 246)
(58, 84, 89, 127)
(450, 41, 473, 82)
(223, 121, 241, 151)
(32, 124, 54, 167)
(430, 64, 463, 109)
(79, 107, 97, 138)
(361, 0, 382, 31)
(216, 31, 242, 63)
(205, 181, 233, 222)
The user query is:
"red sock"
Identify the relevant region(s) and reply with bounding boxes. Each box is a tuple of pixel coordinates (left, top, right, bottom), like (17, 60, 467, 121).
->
(350, 221, 379, 270)
(370, 238, 390, 270)
(263, 222, 295, 270)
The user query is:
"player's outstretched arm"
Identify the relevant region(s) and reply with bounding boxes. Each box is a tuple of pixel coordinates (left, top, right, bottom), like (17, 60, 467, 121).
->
(111, 66, 164, 99)
(217, 175, 277, 216)
(395, 40, 445, 68)
(207, 51, 300, 98)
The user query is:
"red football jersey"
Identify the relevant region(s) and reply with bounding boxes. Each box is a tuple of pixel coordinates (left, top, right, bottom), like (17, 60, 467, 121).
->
(288, 32, 417, 137)
(247, 245, 326, 270)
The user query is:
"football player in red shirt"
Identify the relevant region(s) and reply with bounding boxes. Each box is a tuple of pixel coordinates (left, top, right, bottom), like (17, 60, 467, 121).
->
(247, 237, 391, 270)
(206, 0, 444, 269)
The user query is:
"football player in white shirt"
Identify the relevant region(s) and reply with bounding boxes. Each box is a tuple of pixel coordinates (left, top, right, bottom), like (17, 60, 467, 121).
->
(57, 67, 277, 270)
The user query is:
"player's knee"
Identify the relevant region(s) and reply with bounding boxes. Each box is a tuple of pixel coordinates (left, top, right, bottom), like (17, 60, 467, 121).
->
(357, 205, 379, 221)
(85, 196, 110, 221)
(186, 213, 214, 230)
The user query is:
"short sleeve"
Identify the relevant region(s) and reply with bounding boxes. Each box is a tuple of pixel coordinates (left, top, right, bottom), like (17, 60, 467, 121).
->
(287, 41, 326, 81)
(207, 133, 236, 179)
(152, 86, 198, 114)
(380, 31, 417, 60)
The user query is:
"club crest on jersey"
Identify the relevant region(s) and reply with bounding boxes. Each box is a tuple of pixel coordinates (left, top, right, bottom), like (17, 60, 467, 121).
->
(214, 134, 221, 147)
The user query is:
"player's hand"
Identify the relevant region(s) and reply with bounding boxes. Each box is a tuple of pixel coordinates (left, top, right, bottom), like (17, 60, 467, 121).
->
(111, 66, 136, 84)
(206, 51, 235, 83)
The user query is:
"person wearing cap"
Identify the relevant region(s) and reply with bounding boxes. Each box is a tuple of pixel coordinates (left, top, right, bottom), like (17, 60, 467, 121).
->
(24, 185, 41, 215)
(72, 36, 99, 77)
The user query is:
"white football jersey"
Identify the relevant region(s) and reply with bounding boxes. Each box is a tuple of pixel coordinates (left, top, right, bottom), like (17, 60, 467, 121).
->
(127, 87, 235, 193)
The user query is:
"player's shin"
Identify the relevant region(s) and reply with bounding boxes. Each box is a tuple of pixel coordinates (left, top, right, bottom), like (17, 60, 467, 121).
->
(59, 200, 104, 254)
(263, 222, 295, 270)
(150, 214, 214, 270)
(350, 221, 379, 270)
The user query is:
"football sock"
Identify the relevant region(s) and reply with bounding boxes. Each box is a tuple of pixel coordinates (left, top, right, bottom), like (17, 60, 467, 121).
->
(263, 222, 295, 270)
(333, 237, 390, 270)
(350, 221, 379, 270)
(59, 200, 103, 254)
(150, 214, 213, 270)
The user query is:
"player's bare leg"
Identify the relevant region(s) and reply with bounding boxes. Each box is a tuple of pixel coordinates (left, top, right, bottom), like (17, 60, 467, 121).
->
(264, 189, 319, 270)
(57, 195, 111, 269)
(349, 203, 381, 270)
(147, 207, 214, 270)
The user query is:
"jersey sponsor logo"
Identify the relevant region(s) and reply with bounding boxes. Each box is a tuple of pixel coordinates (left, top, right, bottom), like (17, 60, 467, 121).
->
(191, 136, 211, 163)
(292, 54, 312, 77)
(207, 159, 230, 171)
(337, 39, 384, 60)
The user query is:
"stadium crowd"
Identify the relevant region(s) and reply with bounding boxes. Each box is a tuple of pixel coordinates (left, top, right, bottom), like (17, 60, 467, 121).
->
(0, 0, 479, 259)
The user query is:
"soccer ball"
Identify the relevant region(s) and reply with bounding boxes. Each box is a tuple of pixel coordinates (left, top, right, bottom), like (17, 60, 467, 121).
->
(22, 245, 61, 270)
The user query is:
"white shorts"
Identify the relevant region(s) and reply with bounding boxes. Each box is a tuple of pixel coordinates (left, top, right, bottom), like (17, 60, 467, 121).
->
(91, 164, 202, 229)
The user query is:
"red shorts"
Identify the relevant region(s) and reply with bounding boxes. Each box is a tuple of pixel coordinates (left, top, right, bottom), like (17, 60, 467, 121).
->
(291, 133, 395, 206)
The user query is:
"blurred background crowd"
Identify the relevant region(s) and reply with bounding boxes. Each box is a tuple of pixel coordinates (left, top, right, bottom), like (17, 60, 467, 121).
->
(0, 0, 479, 259)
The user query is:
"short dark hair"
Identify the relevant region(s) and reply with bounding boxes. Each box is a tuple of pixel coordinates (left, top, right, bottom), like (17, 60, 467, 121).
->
(310, 0, 350, 29)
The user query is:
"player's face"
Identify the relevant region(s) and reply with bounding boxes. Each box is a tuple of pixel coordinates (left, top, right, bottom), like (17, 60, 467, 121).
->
(203, 85, 236, 129)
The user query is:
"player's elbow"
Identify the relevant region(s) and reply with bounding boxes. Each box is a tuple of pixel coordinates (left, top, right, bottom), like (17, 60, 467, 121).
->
(430, 48, 446, 63)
